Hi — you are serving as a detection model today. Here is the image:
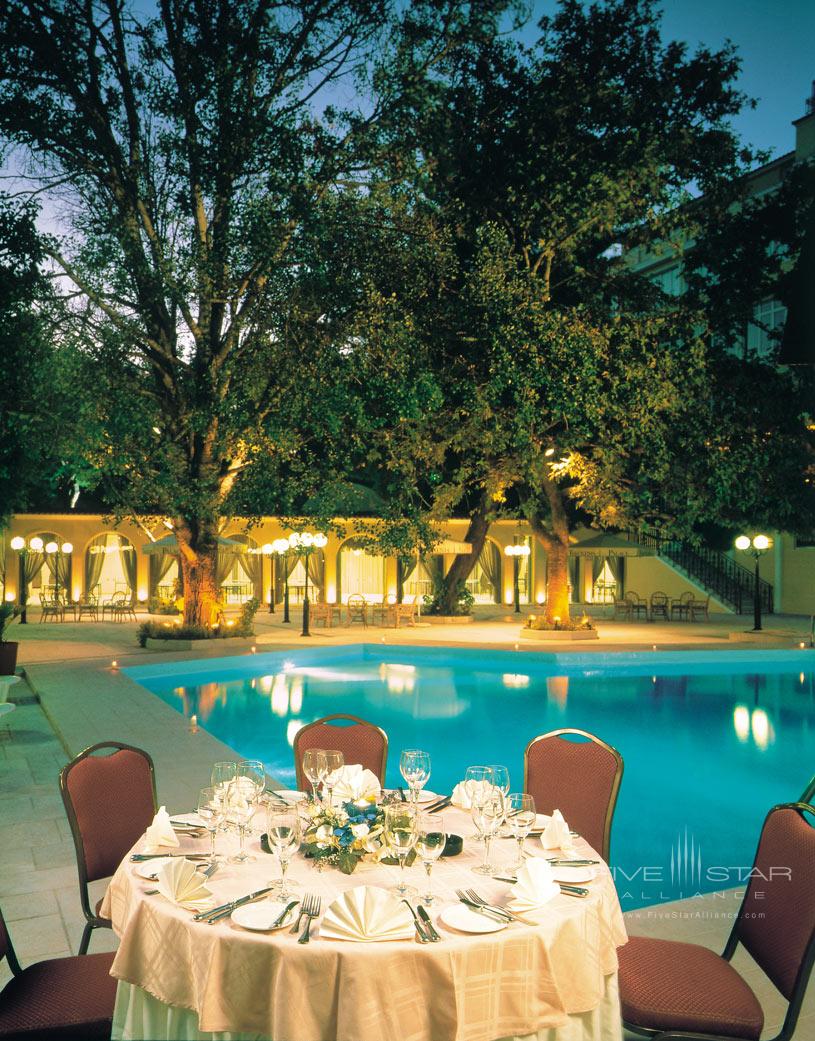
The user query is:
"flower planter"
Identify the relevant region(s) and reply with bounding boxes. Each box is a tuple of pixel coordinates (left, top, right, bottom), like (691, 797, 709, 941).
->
(0, 642, 19, 675)
(144, 636, 256, 652)
(424, 615, 474, 625)
(520, 628, 599, 641)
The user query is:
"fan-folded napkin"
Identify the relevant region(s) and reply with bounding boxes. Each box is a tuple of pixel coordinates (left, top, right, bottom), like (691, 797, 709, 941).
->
(154, 858, 214, 911)
(327, 764, 381, 805)
(143, 806, 179, 851)
(540, 809, 575, 852)
(320, 886, 414, 942)
(450, 778, 499, 809)
(508, 858, 560, 913)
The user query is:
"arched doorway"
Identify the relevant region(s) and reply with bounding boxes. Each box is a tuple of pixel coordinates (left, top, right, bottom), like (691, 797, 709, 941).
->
(85, 532, 137, 601)
(22, 531, 71, 603)
(221, 534, 262, 603)
(337, 538, 386, 603)
(275, 547, 326, 604)
(465, 539, 502, 604)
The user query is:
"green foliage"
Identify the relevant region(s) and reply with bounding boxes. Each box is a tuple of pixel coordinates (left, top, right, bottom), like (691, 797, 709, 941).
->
(423, 582, 474, 616)
(0, 603, 20, 643)
(233, 597, 260, 637)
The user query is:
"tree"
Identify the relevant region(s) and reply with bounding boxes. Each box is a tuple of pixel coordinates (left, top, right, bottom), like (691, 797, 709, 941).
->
(365, 0, 815, 620)
(0, 0, 510, 623)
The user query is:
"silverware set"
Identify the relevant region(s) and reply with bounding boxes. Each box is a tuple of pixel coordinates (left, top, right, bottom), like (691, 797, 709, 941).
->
(424, 795, 451, 813)
(297, 893, 321, 944)
(193, 887, 276, 923)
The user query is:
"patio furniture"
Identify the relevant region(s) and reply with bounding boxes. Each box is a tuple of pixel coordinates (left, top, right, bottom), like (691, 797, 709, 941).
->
(310, 602, 340, 627)
(59, 741, 157, 955)
(76, 595, 99, 622)
(39, 596, 64, 623)
(625, 591, 648, 620)
(619, 801, 815, 1041)
(688, 595, 710, 622)
(648, 591, 669, 621)
(670, 590, 694, 621)
(524, 727, 624, 863)
(0, 904, 117, 1039)
(100, 591, 127, 621)
(293, 713, 388, 790)
(613, 595, 633, 621)
(110, 597, 137, 622)
(345, 593, 368, 627)
(390, 600, 418, 627)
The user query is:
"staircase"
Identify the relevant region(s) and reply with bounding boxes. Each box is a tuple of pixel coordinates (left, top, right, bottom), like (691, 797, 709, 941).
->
(628, 530, 773, 615)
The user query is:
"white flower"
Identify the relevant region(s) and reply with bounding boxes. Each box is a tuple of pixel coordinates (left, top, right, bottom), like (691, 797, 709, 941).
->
(350, 822, 370, 839)
(315, 824, 335, 847)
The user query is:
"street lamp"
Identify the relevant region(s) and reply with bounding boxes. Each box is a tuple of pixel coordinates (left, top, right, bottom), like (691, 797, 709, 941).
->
(272, 538, 292, 623)
(261, 543, 275, 614)
(505, 542, 531, 614)
(287, 531, 328, 637)
(9, 537, 27, 624)
(735, 534, 772, 632)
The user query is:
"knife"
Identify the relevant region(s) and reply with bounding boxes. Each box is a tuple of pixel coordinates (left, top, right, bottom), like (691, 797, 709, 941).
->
(417, 905, 441, 941)
(546, 858, 599, 866)
(428, 797, 452, 814)
(459, 899, 511, 924)
(402, 900, 430, 942)
(194, 887, 275, 922)
(131, 852, 210, 861)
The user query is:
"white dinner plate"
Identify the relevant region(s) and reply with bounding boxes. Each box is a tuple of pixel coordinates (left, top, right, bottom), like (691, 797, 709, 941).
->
(133, 859, 173, 881)
(417, 790, 439, 804)
(272, 790, 307, 805)
(528, 814, 550, 834)
(549, 866, 597, 884)
(440, 904, 507, 934)
(231, 901, 297, 931)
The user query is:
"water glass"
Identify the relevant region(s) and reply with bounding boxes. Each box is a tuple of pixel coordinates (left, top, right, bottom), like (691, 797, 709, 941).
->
(322, 749, 344, 807)
(464, 765, 493, 839)
(211, 760, 237, 796)
(472, 791, 504, 875)
(488, 765, 510, 797)
(238, 760, 265, 833)
(506, 792, 536, 867)
(266, 806, 300, 900)
(197, 786, 223, 868)
(224, 780, 256, 863)
(416, 814, 446, 904)
(400, 749, 431, 803)
(384, 803, 418, 897)
(302, 748, 327, 800)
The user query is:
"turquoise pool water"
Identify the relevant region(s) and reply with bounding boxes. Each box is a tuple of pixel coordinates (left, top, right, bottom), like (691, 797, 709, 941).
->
(126, 646, 815, 909)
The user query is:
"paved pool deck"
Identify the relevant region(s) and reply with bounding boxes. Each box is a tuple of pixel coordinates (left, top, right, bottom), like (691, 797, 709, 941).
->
(1, 608, 813, 1035)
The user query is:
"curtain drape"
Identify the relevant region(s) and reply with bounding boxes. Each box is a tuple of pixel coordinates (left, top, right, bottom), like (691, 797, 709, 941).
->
(274, 553, 299, 602)
(567, 556, 579, 603)
(306, 552, 325, 599)
(216, 547, 241, 588)
(592, 557, 604, 583)
(424, 555, 444, 593)
(608, 556, 625, 593)
(118, 537, 137, 601)
(148, 551, 176, 599)
(237, 545, 262, 598)
(478, 542, 502, 604)
(55, 552, 71, 597)
(23, 550, 45, 599)
(84, 542, 105, 597)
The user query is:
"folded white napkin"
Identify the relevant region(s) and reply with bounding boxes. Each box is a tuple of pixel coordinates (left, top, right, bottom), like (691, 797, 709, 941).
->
(154, 858, 214, 911)
(540, 809, 575, 852)
(320, 886, 414, 942)
(327, 764, 381, 805)
(450, 778, 498, 809)
(508, 858, 560, 913)
(143, 806, 180, 851)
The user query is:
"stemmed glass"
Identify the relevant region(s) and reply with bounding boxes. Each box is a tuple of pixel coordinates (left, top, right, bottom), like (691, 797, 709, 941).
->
(416, 813, 446, 905)
(384, 803, 418, 897)
(238, 759, 265, 833)
(465, 765, 492, 839)
(400, 749, 431, 804)
(211, 761, 237, 796)
(224, 780, 256, 863)
(302, 748, 327, 801)
(266, 806, 300, 900)
(321, 749, 344, 807)
(197, 786, 224, 869)
(488, 764, 510, 835)
(472, 790, 504, 876)
(506, 792, 536, 868)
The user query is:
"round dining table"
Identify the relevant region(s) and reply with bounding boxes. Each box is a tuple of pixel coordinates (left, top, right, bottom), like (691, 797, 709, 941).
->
(100, 802, 627, 1041)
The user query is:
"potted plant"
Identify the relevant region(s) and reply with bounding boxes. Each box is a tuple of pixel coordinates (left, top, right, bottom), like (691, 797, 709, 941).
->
(0, 603, 20, 675)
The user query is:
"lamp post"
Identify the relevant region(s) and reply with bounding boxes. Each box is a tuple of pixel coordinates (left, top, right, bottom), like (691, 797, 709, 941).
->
(261, 543, 275, 614)
(287, 532, 328, 637)
(734, 534, 772, 632)
(505, 542, 531, 614)
(9, 537, 27, 624)
(272, 538, 291, 623)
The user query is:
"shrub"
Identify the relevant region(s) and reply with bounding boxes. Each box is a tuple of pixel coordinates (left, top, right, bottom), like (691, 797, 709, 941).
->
(422, 582, 474, 616)
(524, 613, 594, 632)
(137, 621, 210, 647)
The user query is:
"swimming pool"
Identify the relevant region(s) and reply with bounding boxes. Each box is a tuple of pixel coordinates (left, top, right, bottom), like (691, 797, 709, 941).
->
(127, 645, 815, 909)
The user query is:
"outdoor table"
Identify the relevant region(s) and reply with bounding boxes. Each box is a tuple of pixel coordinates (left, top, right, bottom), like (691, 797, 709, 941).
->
(101, 803, 627, 1041)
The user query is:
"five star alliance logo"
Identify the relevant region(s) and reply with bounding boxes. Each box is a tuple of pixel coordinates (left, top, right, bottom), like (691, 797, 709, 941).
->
(669, 827, 703, 890)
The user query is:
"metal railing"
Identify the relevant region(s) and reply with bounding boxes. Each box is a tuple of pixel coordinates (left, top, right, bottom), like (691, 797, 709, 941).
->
(628, 530, 773, 614)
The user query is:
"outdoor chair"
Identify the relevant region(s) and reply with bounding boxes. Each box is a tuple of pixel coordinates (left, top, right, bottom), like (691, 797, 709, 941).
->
(649, 591, 669, 622)
(345, 593, 368, 627)
(625, 591, 648, 620)
(619, 801, 815, 1041)
(39, 597, 64, 623)
(670, 590, 694, 621)
(0, 905, 117, 1039)
(310, 602, 339, 627)
(76, 595, 99, 622)
(688, 595, 710, 622)
(60, 741, 157, 955)
(293, 713, 388, 790)
(100, 591, 127, 621)
(524, 728, 623, 863)
(110, 596, 137, 622)
(613, 596, 633, 621)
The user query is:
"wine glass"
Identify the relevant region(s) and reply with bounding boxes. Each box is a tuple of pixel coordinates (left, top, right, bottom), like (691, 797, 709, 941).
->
(302, 748, 327, 801)
(464, 765, 492, 839)
(488, 764, 510, 835)
(211, 760, 237, 796)
(416, 813, 446, 904)
(266, 806, 300, 900)
(472, 790, 504, 876)
(400, 749, 431, 804)
(384, 802, 418, 897)
(321, 749, 344, 807)
(238, 760, 265, 833)
(224, 780, 256, 863)
(197, 786, 224, 869)
(506, 792, 536, 868)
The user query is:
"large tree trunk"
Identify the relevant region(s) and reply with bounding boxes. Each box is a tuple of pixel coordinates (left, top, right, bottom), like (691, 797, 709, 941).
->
(175, 518, 220, 627)
(529, 477, 571, 625)
(436, 495, 490, 615)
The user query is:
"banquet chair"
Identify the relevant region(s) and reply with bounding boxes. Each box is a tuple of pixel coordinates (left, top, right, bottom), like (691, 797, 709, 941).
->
(60, 741, 157, 955)
(523, 728, 623, 862)
(619, 801, 815, 1041)
(0, 904, 117, 1039)
(294, 714, 388, 790)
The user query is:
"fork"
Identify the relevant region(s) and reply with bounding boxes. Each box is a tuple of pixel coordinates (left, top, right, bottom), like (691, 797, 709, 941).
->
(465, 888, 523, 922)
(298, 893, 321, 944)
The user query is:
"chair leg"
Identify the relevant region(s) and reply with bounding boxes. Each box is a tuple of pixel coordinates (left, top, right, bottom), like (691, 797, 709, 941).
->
(78, 920, 94, 956)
